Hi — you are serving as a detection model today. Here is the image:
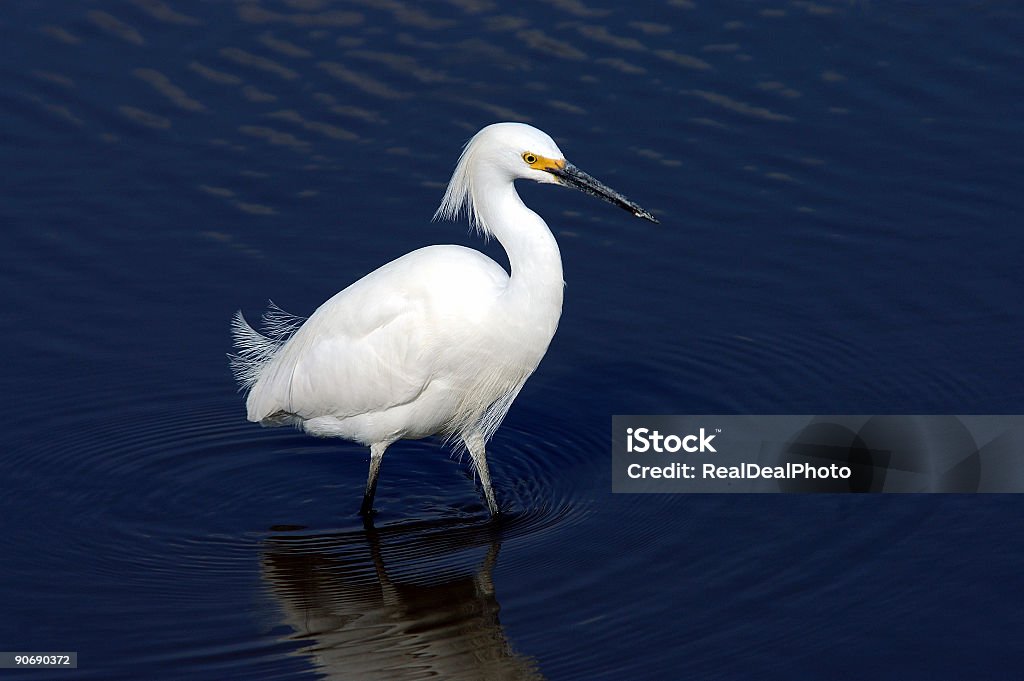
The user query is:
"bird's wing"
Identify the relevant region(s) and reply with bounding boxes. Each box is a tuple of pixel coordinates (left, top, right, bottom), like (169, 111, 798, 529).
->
(246, 286, 431, 423)
(244, 245, 508, 425)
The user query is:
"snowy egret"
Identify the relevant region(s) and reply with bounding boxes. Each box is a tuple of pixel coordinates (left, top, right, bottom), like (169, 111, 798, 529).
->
(230, 122, 657, 516)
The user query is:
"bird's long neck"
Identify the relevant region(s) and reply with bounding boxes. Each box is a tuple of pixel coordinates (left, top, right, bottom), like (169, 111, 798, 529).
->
(475, 177, 564, 322)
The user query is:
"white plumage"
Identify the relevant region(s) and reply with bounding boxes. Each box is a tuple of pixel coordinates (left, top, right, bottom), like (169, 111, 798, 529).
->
(230, 122, 656, 516)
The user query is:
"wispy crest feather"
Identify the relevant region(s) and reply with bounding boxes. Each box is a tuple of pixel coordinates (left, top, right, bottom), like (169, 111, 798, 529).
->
(433, 131, 493, 239)
(228, 301, 306, 391)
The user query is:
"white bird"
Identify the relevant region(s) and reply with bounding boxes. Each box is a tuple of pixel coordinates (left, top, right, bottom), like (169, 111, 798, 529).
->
(230, 122, 657, 517)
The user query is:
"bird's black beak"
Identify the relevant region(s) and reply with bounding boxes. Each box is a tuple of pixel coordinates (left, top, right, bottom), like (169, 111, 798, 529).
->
(549, 162, 658, 223)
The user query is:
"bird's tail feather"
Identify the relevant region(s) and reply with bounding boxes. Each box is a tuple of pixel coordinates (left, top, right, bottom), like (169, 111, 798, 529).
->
(228, 301, 305, 391)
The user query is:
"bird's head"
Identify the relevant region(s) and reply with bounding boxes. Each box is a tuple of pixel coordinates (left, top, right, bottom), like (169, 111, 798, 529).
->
(435, 122, 658, 231)
(468, 122, 566, 184)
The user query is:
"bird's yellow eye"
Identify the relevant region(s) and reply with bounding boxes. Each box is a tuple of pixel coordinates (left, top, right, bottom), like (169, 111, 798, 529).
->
(520, 152, 565, 172)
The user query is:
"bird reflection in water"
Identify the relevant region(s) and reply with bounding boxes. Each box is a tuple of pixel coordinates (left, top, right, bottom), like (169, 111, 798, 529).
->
(261, 520, 544, 680)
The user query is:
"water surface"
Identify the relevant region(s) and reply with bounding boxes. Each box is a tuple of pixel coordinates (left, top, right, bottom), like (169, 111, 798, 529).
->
(2, 1, 1023, 678)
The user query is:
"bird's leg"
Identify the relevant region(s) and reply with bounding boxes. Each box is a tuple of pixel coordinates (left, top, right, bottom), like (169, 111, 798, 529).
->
(464, 432, 500, 516)
(360, 442, 389, 516)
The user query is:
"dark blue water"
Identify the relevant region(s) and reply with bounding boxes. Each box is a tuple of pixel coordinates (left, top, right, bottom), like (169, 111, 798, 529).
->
(2, 1, 1023, 678)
